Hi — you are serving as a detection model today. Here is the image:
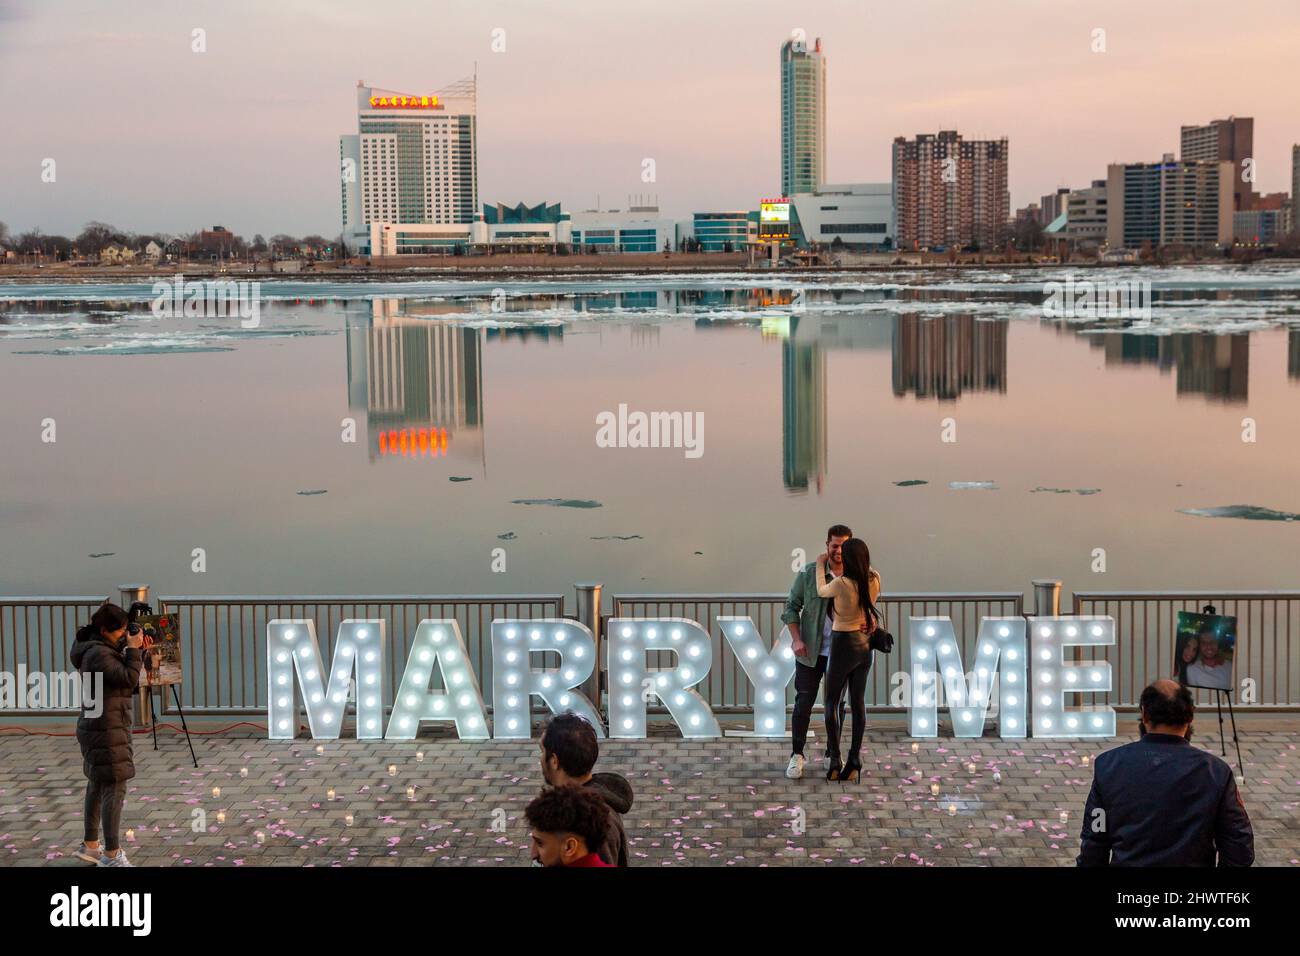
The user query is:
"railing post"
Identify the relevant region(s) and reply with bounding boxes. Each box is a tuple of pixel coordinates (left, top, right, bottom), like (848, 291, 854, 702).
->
(575, 582, 603, 715)
(117, 585, 151, 723)
(118, 584, 149, 610)
(1032, 579, 1062, 616)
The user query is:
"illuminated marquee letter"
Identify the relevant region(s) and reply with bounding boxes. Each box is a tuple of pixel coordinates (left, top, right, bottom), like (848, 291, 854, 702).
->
(490, 619, 604, 739)
(1030, 616, 1115, 737)
(607, 618, 721, 739)
(267, 619, 385, 740)
(908, 616, 1027, 739)
(386, 620, 489, 740)
(717, 617, 796, 736)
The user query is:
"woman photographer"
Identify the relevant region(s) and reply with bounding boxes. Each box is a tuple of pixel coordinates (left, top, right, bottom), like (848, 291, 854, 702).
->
(70, 603, 143, 867)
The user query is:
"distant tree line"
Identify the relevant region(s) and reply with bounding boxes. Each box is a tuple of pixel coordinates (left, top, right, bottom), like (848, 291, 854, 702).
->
(0, 220, 348, 261)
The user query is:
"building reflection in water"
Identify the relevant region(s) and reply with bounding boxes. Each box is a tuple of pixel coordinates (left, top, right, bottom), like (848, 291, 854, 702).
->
(782, 319, 826, 494)
(891, 313, 1009, 401)
(1085, 331, 1251, 403)
(345, 299, 485, 468)
(780, 312, 894, 494)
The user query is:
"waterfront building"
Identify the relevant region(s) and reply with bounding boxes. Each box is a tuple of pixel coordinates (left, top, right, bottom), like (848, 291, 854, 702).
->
(1180, 116, 1254, 210)
(790, 183, 894, 250)
(1292, 145, 1300, 233)
(780, 36, 826, 197)
(569, 205, 675, 253)
(1014, 203, 1042, 226)
(361, 201, 569, 256)
(1233, 208, 1286, 246)
(891, 131, 1010, 251)
(340, 78, 479, 255)
(1040, 187, 1072, 225)
(683, 211, 756, 252)
(482, 201, 571, 250)
(1105, 157, 1233, 250)
(1064, 179, 1109, 251)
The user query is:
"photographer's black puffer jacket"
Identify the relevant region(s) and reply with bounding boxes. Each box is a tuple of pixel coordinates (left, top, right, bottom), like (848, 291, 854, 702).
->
(69, 626, 143, 783)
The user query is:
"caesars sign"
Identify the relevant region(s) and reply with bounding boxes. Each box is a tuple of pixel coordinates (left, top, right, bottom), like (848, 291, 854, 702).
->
(759, 197, 791, 241)
(266, 615, 1117, 742)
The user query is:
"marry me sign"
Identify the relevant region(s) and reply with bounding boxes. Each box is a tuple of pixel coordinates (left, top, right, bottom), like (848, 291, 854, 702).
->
(265, 614, 1116, 742)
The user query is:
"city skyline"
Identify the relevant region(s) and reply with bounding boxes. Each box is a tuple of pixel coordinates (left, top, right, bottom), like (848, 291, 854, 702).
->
(3, 0, 1300, 237)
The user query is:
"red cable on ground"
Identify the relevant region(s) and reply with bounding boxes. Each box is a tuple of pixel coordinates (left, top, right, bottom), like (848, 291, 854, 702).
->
(0, 721, 270, 737)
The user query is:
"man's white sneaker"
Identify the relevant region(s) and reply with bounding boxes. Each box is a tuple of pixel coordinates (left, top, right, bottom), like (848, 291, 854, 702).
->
(98, 850, 134, 867)
(785, 754, 805, 779)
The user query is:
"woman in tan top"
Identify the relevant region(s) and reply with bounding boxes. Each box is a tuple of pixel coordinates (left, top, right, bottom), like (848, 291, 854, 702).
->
(815, 538, 882, 782)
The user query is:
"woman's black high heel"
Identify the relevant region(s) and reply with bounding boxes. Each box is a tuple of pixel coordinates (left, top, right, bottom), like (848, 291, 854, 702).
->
(825, 756, 843, 781)
(841, 755, 862, 784)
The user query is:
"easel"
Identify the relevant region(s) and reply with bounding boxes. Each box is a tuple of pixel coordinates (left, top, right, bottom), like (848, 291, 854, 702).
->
(126, 597, 198, 768)
(141, 677, 199, 768)
(1201, 604, 1243, 779)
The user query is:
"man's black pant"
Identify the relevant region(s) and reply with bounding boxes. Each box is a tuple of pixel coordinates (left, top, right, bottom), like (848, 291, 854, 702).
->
(791, 656, 846, 757)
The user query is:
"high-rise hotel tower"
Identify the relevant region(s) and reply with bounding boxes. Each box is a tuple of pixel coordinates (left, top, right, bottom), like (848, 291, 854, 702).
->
(340, 78, 479, 254)
(780, 36, 826, 197)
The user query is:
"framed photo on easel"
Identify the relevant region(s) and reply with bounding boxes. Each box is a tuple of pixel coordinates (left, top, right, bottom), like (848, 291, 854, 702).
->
(1173, 610, 1236, 691)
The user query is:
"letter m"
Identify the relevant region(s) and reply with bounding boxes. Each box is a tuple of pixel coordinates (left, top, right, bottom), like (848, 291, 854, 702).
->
(266, 619, 386, 740)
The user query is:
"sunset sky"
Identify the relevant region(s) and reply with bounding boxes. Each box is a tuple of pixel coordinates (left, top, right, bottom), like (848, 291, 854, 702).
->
(3, 0, 1297, 237)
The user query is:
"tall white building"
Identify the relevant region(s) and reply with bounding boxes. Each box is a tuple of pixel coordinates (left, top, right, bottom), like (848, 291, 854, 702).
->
(340, 79, 479, 254)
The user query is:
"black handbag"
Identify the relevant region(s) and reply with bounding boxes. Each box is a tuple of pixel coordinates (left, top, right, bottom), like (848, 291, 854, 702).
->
(869, 629, 894, 653)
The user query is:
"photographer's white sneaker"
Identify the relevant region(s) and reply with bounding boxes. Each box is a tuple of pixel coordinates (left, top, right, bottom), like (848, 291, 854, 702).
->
(98, 850, 134, 867)
(785, 754, 805, 779)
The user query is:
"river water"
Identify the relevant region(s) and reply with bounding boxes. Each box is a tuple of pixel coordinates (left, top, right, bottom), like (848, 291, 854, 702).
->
(2, 265, 1298, 601)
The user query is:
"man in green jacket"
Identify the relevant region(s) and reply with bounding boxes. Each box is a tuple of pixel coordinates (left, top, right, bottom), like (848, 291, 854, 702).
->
(780, 523, 880, 779)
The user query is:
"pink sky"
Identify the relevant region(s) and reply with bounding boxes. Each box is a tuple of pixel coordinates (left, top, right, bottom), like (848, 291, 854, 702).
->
(2, 0, 1297, 237)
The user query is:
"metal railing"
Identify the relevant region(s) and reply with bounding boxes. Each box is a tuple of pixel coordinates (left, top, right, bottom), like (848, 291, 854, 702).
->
(610, 591, 1024, 712)
(1072, 591, 1300, 709)
(0, 597, 110, 715)
(9, 587, 1300, 717)
(157, 595, 566, 714)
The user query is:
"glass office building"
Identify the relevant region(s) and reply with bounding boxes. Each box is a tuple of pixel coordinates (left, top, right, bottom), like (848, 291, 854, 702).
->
(780, 37, 826, 197)
(690, 211, 754, 252)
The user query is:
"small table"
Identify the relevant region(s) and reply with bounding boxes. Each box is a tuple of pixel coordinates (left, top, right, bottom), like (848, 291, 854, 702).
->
(139, 665, 198, 767)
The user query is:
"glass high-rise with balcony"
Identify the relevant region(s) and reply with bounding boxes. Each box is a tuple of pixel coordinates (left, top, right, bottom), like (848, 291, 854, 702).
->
(780, 37, 826, 197)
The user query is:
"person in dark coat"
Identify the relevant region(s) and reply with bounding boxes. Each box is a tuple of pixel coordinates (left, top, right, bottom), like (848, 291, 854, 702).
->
(1077, 679, 1254, 867)
(539, 713, 634, 866)
(70, 603, 144, 867)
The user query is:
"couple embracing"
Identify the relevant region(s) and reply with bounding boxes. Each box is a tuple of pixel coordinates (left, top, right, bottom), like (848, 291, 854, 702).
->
(781, 524, 884, 783)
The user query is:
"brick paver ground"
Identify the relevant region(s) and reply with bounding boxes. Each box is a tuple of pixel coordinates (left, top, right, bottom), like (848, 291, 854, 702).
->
(3, 719, 1297, 867)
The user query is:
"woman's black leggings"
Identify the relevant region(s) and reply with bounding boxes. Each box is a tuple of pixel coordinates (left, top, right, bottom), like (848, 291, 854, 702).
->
(823, 633, 872, 763)
(84, 779, 128, 852)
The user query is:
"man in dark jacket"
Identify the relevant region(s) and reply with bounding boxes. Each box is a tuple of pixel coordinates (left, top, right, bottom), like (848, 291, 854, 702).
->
(1078, 679, 1253, 867)
(539, 713, 634, 866)
(70, 605, 144, 867)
